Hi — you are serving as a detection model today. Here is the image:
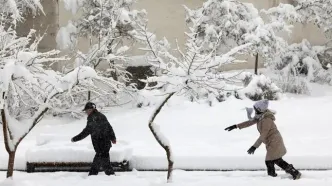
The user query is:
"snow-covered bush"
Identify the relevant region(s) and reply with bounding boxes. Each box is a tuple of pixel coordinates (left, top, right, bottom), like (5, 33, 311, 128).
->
(317, 46, 332, 70)
(238, 73, 281, 101)
(274, 40, 324, 77)
(276, 74, 310, 94)
(270, 39, 332, 93)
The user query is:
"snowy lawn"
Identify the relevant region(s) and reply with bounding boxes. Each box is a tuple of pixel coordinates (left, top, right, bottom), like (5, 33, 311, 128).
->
(2, 170, 332, 186)
(1, 84, 332, 171)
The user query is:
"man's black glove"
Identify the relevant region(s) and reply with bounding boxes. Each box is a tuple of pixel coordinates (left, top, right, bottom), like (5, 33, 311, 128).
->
(225, 125, 237, 131)
(247, 146, 256, 154)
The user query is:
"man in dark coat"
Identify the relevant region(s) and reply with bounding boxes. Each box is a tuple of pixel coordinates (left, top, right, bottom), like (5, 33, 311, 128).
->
(71, 102, 117, 176)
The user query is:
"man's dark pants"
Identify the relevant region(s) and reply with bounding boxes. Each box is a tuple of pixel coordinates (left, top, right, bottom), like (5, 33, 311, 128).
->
(88, 144, 114, 176)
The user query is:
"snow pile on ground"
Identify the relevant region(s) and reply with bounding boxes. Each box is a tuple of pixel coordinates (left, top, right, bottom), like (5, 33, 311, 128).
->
(2, 171, 332, 186)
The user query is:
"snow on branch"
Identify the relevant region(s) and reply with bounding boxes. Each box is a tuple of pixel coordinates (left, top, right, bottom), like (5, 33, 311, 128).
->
(0, 0, 44, 25)
(47, 65, 132, 115)
(263, 0, 332, 37)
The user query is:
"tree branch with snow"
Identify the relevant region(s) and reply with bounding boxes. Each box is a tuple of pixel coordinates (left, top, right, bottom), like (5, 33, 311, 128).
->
(263, 0, 332, 38)
(0, 0, 44, 26)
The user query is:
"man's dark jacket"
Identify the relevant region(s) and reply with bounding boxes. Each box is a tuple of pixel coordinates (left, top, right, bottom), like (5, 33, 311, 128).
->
(72, 110, 116, 153)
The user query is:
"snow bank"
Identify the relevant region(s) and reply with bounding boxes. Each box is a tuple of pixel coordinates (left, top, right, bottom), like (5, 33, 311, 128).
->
(26, 135, 132, 163)
(132, 155, 332, 171)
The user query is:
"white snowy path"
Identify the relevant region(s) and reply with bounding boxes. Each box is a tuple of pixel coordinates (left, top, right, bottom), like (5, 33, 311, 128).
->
(2, 94, 332, 170)
(1, 171, 332, 186)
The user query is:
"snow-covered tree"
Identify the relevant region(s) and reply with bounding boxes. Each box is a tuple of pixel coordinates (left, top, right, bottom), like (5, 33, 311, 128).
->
(184, 0, 287, 65)
(264, 0, 332, 38)
(59, 0, 148, 83)
(0, 27, 124, 178)
(0, 26, 62, 178)
(137, 0, 266, 182)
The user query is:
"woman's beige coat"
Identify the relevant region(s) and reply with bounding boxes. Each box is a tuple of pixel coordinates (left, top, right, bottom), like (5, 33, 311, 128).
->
(237, 111, 287, 161)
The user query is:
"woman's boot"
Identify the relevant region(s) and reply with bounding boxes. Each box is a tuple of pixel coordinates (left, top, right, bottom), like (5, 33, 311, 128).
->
(285, 164, 301, 180)
(274, 158, 301, 180)
(265, 161, 277, 177)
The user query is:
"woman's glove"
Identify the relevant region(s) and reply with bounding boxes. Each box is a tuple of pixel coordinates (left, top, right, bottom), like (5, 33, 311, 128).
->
(225, 125, 237, 131)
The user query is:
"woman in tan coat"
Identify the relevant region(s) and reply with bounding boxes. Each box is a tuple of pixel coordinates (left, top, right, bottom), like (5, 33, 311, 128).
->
(225, 100, 301, 180)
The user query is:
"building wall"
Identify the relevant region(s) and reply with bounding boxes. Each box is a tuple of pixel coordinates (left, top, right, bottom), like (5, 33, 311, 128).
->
(17, 0, 59, 53)
(57, 0, 327, 71)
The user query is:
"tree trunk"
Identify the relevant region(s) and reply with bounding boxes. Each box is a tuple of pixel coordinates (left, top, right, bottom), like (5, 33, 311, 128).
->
(2, 108, 17, 178)
(7, 151, 16, 178)
(1, 103, 49, 178)
(1, 105, 15, 178)
(110, 60, 118, 81)
(165, 146, 173, 181)
(1, 108, 10, 153)
(88, 91, 91, 100)
(255, 53, 259, 75)
(148, 92, 175, 182)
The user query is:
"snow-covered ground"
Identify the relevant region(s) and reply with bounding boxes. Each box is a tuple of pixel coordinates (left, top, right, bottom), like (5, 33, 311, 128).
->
(2, 171, 332, 186)
(1, 83, 332, 171)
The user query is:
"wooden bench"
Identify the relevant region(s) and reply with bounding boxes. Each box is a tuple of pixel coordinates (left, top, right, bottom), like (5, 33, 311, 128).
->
(26, 160, 130, 173)
(26, 134, 133, 173)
